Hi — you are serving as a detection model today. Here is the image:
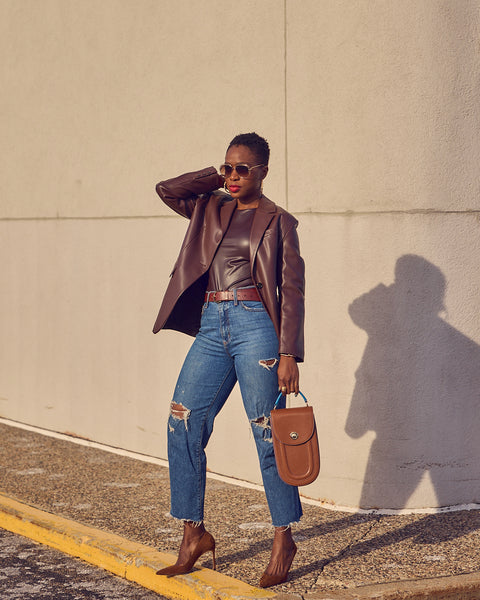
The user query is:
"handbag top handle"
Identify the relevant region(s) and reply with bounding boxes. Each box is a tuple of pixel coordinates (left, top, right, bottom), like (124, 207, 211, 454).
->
(273, 390, 308, 410)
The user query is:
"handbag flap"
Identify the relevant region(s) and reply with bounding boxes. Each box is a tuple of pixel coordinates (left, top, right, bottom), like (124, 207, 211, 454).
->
(270, 406, 316, 446)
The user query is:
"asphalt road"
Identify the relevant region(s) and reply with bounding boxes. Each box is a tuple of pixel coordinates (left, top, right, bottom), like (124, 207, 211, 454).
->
(0, 528, 167, 599)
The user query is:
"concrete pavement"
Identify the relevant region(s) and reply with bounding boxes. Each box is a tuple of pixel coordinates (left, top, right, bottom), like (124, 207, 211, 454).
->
(1, 419, 480, 599)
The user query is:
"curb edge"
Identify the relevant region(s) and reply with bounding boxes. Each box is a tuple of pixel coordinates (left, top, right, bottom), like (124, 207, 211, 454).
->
(0, 493, 276, 600)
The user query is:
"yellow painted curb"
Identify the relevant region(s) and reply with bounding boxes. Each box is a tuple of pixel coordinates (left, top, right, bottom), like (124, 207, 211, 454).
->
(0, 494, 276, 600)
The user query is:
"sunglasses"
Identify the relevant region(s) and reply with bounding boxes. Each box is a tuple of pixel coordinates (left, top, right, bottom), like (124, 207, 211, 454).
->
(219, 163, 265, 178)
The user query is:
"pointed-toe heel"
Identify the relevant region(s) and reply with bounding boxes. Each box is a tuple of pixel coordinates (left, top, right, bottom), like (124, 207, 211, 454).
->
(156, 531, 216, 577)
(259, 544, 296, 588)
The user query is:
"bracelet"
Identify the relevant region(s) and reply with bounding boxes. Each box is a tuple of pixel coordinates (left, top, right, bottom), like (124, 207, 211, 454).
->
(279, 353, 295, 357)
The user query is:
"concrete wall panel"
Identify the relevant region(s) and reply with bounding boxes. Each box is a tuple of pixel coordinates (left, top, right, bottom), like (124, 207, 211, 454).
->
(0, 217, 176, 454)
(299, 212, 480, 509)
(1, 0, 286, 219)
(286, 0, 480, 213)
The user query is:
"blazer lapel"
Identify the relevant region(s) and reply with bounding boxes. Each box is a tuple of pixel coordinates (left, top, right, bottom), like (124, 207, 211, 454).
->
(250, 195, 276, 266)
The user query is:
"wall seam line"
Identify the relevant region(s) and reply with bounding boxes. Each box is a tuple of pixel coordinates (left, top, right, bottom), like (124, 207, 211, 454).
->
(295, 210, 480, 217)
(0, 215, 183, 222)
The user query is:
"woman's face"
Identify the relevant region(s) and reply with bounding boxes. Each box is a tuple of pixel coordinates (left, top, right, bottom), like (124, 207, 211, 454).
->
(223, 145, 268, 207)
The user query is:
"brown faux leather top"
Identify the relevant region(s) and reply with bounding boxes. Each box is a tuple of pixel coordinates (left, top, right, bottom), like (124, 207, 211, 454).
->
(207, 208, 256, 291)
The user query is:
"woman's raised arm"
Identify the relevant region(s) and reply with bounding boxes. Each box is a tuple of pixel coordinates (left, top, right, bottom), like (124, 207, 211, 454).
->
(156, 167, 224, 219)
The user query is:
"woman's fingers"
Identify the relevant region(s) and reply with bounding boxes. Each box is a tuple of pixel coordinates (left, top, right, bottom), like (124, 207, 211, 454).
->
(277, 356, 300, 395)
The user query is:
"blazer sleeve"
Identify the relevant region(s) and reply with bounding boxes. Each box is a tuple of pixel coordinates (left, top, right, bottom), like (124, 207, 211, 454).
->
(156, 167, 224, 219)
(277, 219, 305, 362)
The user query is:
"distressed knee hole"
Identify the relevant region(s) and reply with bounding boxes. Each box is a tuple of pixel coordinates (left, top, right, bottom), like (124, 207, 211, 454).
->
(251, 415, 271, 428)
(259, 358, 278, 370)
(169, 402, 191, 430)
(251, 415, 273, 442)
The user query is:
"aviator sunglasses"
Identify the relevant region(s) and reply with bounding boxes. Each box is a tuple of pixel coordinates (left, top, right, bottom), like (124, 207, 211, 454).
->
(219, 163, 265, 178)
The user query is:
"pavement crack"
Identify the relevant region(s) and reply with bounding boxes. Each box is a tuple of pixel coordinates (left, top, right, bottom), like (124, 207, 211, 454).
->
(316, 516, 382, 578)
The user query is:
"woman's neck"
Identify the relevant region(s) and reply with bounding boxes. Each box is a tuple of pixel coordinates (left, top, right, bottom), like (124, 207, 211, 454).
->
(237, 196, 262, 210)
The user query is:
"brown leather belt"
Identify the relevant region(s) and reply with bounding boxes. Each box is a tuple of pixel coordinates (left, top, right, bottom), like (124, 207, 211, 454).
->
(205, 288, 261, 303)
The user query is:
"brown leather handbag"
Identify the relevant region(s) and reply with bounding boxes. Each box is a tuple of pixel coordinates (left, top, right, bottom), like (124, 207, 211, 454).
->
(270, 391, 320, 487)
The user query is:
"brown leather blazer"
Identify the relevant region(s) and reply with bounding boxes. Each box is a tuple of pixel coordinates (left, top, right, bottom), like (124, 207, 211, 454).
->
(152, 167, 305, 362)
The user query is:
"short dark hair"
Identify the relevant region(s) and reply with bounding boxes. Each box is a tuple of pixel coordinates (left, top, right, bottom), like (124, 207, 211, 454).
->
(227, 132, 270, 165)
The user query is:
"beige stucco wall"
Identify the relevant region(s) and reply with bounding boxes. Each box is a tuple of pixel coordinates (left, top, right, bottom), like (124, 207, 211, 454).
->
(1, 0, 479, 511)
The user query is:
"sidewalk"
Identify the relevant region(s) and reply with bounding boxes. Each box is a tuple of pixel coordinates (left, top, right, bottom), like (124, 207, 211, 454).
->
(1, 419, 480, 600)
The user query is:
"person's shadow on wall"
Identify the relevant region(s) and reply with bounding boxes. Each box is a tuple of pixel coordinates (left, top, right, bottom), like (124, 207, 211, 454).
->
(345, 254, 480, 510)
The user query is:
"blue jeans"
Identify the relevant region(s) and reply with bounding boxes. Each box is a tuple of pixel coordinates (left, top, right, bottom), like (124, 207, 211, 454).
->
(166, 294, 302, 527)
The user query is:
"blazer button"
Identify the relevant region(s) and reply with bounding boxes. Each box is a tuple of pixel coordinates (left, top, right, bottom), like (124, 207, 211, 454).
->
(256, 282, 263, 289)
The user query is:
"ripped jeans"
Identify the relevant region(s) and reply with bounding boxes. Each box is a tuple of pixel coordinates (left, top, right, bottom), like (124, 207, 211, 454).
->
(166, 297, 302, 527)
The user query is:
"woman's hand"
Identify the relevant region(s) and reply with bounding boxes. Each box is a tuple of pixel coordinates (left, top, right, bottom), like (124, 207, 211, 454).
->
(277, 355, 299, 395)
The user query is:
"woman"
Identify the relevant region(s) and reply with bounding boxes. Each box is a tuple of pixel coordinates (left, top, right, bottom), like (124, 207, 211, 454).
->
(153, 133, 305, 587)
